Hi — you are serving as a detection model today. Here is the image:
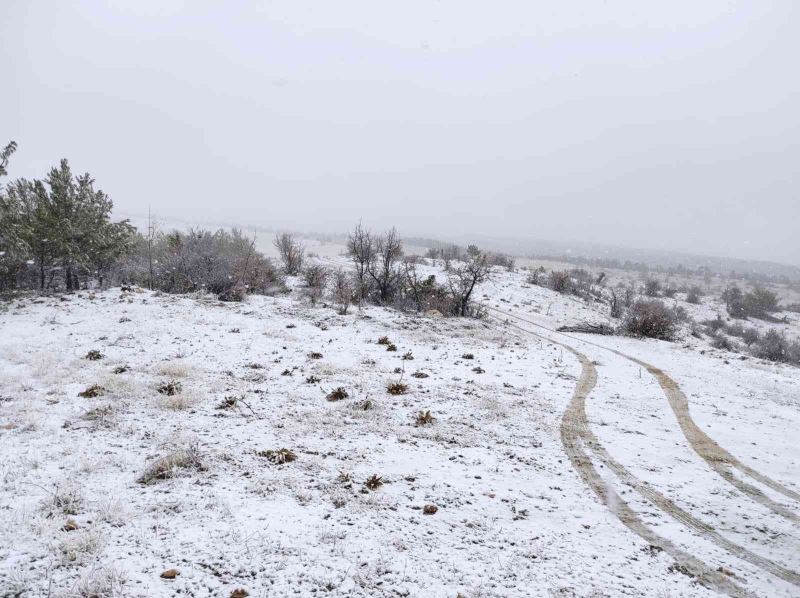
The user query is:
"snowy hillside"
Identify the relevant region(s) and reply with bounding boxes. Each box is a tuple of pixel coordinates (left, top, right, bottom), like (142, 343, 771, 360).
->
(1, 262, 799, 597)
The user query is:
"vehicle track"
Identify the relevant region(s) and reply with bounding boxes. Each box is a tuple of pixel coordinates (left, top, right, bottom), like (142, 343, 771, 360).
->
(625, 356, 800, 523)
(487, 307, 800, 592)
(487, 305, 800, 523)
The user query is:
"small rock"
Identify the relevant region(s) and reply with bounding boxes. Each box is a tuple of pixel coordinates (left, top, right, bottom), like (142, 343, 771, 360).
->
(160, 569, 180, 579)
(231, 590, 250, 598)
(423, 504, 438, 515)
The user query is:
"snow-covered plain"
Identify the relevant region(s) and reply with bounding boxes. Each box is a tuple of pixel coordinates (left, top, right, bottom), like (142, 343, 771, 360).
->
(1, 262, 799, 597)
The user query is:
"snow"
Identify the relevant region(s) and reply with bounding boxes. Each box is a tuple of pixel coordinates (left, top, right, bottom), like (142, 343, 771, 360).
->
(1, 262, 799, 597)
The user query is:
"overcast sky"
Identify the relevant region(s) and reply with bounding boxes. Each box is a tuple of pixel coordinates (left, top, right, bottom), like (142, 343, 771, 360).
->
(3, 1, 798, 264)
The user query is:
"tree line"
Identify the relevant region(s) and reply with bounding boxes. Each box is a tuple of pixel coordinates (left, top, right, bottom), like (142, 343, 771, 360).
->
(0, 142, 493, 318)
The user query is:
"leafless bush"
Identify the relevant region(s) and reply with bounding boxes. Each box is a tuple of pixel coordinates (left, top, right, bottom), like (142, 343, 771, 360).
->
(448, 245, 491, 316)
(347, 222, 375, 303)
(644, 279, 662, 297)
(686, 285, 702, 304)
(273, 232, 305, 275)
(526, 266, 546, 286)
(331, 268, 353, 315)
(549, 271, 571, 294)
(302, 264, 329, 305)
(362, 227, 403, 304)
(622, 299, 678, 340)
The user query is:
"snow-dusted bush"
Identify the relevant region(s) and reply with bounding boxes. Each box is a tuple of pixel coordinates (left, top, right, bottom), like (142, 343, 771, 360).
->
(686, 285, 702, 304)
(622, 299, 678, 340)
(273, 232, 305, 275)
(754, 329, 799, 364)
(115, 227, 284, 300)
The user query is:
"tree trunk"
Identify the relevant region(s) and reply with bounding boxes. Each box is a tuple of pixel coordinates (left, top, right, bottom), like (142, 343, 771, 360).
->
(66, 265, 73, 292)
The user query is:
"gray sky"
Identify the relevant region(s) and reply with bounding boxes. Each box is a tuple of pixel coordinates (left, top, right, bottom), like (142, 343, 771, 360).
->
(3, 1, 799, 265)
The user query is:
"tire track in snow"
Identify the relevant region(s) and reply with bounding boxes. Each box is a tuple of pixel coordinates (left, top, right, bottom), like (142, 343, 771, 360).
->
(487, 305, 800, 523)
(624, 355, 800, 523)
(487, 314, 751, 597)
(487, 307, 800, 591)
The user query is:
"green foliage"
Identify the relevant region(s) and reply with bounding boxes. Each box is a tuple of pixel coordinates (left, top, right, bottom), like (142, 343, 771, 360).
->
(0, 154, 133, 291)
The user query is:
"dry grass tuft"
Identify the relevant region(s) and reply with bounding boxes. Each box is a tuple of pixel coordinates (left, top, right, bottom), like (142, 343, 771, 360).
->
(364, 474, 384, 491)
(326, 387, 349, 401)
(308, 352, 323, 360)
(78, 384, 106, 398)
(41, 483, 85, 516)
(85, 350, 103, 361)
(137, 445, 204, 485)
(215, 396, 238, 410)
(256, 448, 297, 465)
(414, 410, 435, 426)
(351, 399, 374, 411)
(387, 382, 408, 395)
(377, 336, 391, 345)
(156, 380, 182, 396)
(461, 353, 475, 360)
(306, 375, 321, 384)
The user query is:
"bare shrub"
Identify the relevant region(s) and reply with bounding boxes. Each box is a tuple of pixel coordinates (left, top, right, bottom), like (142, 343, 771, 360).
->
(331, 268, 353, 315)
(549, 271, 571, 294)
(302, 264, 329, 305)
(347, 222, 375, 303)
(622, 299, 677, 340)
(448, 245, 490, 316)
(526, 266, 546, 286)
(273, 232, 305, 275)
(643, 279, 662, 297)
(368, 227, 403, 304)
(686, 285, 702, 304)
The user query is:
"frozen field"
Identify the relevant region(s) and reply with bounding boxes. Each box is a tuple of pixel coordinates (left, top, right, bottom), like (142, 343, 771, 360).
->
(1, 263, 799, 597)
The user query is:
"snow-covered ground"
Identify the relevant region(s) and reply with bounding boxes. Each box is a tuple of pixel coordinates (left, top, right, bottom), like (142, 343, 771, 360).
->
(1, 261, 799, 597)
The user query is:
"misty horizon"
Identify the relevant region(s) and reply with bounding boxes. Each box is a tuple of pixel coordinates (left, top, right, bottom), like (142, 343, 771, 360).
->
(4, 1, 798, 265)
